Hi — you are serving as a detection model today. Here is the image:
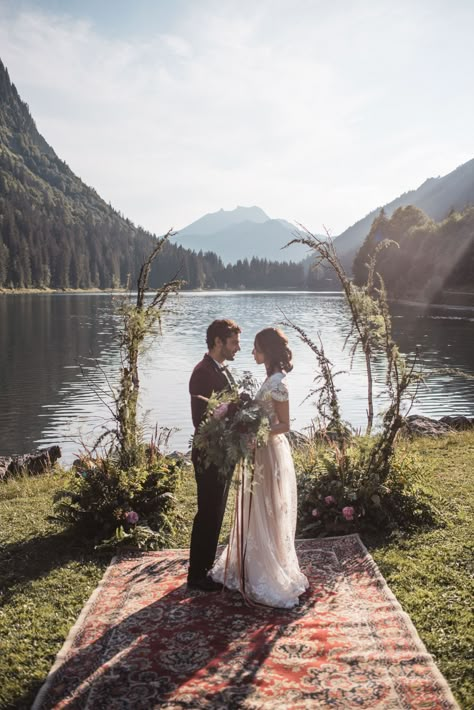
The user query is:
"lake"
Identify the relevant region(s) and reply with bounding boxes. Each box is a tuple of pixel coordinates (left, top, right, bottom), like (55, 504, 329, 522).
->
(1, 291, 473, 465)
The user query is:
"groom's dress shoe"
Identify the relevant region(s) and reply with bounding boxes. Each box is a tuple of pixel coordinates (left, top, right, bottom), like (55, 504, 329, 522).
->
(187, 575, 223, 592)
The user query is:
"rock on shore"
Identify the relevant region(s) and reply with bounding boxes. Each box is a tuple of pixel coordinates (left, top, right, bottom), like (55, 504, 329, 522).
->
(0, 445, 61, 481)
(402, 415, 474, 437)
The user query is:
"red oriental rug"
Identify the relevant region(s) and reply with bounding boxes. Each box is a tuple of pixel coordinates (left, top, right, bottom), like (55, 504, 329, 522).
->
(33, 535, 458, 709)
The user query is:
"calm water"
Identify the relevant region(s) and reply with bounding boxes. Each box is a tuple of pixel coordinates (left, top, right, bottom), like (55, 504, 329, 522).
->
(1, 292, 473, 465)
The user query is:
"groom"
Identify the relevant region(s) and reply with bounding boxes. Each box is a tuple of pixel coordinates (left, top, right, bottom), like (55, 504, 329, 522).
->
(187, 318, 241, 591)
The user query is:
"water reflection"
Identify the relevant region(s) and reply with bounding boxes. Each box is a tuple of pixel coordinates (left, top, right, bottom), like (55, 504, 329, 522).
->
(0, 292, 473, 465)
(0, 294, 119, 457)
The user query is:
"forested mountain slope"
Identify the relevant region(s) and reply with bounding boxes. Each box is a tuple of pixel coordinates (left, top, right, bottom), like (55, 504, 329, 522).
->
(0, 58, 178, 289)
(353, 205, 474, 303)
(334, 158, 474, 268)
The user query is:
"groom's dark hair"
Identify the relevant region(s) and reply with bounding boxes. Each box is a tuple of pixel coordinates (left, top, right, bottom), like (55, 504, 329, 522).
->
(206, 319, 241, 349)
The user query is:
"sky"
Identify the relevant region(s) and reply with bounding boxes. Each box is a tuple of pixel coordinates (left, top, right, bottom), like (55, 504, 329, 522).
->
(0, 0, 473, 236)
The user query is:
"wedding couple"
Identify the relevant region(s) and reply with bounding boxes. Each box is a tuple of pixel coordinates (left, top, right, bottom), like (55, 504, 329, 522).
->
(187, 319, 308, 608)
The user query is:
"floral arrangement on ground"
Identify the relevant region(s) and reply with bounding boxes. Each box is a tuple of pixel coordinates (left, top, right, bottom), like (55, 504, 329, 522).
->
(51, 448, 184, 550)
(295, 435, 438, 536)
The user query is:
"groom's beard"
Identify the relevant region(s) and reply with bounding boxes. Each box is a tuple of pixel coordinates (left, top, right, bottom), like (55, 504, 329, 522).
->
(222, 348, 238, 361)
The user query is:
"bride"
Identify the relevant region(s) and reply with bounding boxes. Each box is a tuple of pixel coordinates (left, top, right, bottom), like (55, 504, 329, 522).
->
(211, 327, 308, 608)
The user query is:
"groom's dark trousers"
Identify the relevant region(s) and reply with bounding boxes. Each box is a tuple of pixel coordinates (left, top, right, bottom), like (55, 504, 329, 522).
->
(188, 354, 234, 582)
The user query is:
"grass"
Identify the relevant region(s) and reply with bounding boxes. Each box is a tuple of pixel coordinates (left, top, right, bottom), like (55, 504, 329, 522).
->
(1, 432, 473, 709)
(0, 474, 108, 709)
(369, 432, 474, 708)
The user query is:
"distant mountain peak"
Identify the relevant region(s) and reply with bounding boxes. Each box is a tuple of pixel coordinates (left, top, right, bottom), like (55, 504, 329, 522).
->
(178, 205, 270, 237)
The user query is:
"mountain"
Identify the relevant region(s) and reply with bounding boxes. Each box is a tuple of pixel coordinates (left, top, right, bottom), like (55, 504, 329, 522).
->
(0, 58, 314, 291)
(173, 207, 307, 263)
(0, 65, 122, 225)
(178, 205, 269, 236)
(352, 204, 474, 304)
(334, 158, 474, 266)
(0, 57, 159, 288)
(5, 52, 469, 295)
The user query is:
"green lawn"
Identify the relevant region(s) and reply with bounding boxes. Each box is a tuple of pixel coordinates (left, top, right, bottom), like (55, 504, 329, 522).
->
(370, 433, 474, 708)
(0, 432, 473, 709)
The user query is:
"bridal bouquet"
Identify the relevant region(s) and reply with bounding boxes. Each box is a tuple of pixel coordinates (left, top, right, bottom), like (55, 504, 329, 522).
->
(194, 377, 270, 475)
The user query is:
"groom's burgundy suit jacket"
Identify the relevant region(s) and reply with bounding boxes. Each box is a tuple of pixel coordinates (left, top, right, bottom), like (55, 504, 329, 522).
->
(189, 354, 231, 431)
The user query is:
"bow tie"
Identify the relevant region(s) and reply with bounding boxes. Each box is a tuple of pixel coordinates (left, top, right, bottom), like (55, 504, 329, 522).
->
(218, 363, 236, 386)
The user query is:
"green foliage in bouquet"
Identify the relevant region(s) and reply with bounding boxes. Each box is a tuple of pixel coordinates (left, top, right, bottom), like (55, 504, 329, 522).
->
(295, 435, 437, 537)
(193, 375, 270, 476)
(51, 452, 183, 549)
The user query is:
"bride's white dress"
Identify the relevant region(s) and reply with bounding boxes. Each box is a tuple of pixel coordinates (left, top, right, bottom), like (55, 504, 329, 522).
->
(211, 372, 308, 608)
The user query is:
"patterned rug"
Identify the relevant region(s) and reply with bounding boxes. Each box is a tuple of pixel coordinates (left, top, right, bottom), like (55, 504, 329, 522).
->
(33, 535, 458, 709)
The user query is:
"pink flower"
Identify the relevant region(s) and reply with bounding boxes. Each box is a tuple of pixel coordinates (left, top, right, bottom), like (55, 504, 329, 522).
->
(324, 495, 336, 506)
(125, 511, 139, 525)
(311, 508, 320, 518)
(342, 506, 355, 521)
(213, 402, 229, 419)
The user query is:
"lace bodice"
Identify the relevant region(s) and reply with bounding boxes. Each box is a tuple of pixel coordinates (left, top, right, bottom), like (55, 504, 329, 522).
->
(255, 372, 289, 424)
(256, 372, 289, 402)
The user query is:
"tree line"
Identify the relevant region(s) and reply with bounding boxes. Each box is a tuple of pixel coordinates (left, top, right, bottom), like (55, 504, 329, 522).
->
(353, 205, 474, 300)
(0, 184, 326, 290)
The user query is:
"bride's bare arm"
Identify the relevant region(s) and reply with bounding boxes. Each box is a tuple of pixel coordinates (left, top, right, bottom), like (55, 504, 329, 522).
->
(270, 398, 290, 435)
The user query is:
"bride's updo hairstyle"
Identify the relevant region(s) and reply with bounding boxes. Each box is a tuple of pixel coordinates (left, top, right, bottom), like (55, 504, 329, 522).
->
(255, 327, 293, 375)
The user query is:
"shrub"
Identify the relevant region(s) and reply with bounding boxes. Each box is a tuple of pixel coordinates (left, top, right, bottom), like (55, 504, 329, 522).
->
(295, 435, 437, 536)
(51, 452, 183, 549)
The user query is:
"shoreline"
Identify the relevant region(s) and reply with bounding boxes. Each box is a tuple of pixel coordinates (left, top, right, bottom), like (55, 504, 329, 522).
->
(393, 298, 474, 311)
(2, 287, 474, 309)
(2, 414, 472, 465)
(0, 287, 124, 295)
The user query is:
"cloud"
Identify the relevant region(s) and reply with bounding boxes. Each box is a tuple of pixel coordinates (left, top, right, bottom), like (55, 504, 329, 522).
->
(0, 0, 473, 235)
(160, 33, 193, 59)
